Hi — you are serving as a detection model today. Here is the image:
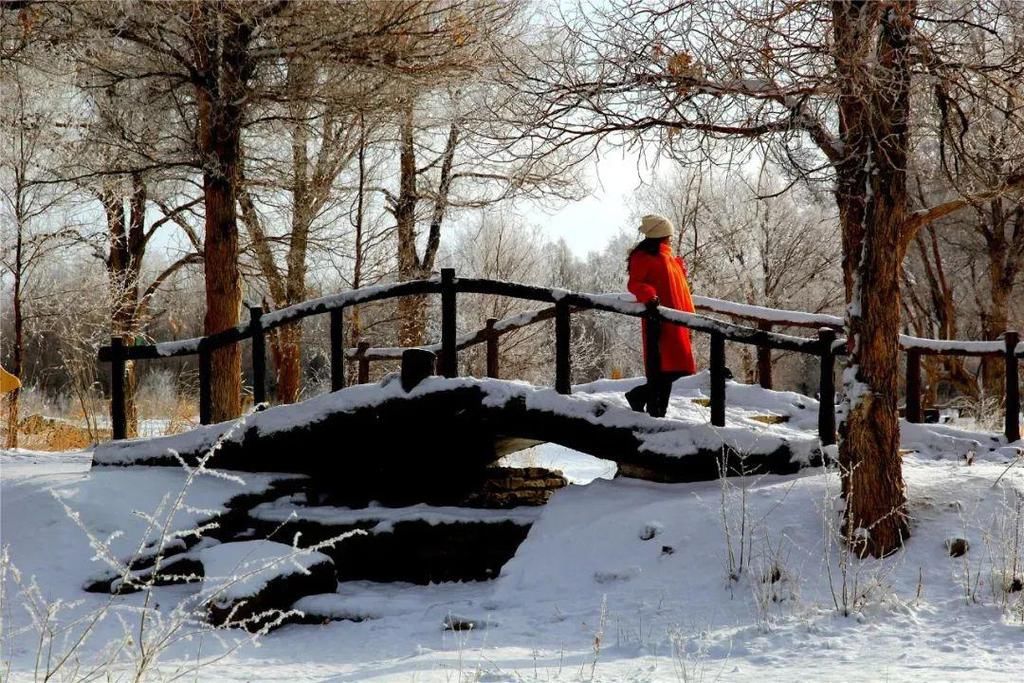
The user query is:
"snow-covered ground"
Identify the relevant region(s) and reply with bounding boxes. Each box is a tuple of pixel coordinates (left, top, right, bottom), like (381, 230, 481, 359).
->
(3, 383, 1024, 681)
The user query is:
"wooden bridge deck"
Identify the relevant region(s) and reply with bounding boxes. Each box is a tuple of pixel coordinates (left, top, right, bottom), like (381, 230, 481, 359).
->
(92, 374, 826, 484)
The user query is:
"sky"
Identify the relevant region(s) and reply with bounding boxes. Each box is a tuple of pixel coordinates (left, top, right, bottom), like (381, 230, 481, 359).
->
(525, 151, 651, 256)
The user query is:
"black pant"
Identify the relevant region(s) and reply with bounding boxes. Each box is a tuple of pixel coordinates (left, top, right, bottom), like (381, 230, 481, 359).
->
(625, 372, 687, 418)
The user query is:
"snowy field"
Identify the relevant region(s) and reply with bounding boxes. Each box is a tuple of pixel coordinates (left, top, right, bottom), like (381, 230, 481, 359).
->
(3, 389, 1024, 681)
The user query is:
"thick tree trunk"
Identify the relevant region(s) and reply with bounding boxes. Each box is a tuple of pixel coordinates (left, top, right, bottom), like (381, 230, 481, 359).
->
(203, 170, 243, 422)
(843, 199, 910, 556)
(193, 8, 250, 423)
(833, 0, 912, 557)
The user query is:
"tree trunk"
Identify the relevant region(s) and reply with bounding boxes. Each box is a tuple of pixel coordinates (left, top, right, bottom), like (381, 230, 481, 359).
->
(833, 0, 912, 557)
(4, 221, 23, 449)
(349, 118, 367, 380)
(843, 196, 910, 556)
(980, 232, 1010, 397)
(270, 322, 303, 403)
(193, 9, 250, 423)
(396, 102, 426, 346)
(103, 179, 148, 437)
(202, 169, 243, 422)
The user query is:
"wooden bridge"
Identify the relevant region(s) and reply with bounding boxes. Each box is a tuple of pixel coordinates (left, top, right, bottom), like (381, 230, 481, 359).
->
(86, 270, 1024, 604)
(100, 268, 1023, 447)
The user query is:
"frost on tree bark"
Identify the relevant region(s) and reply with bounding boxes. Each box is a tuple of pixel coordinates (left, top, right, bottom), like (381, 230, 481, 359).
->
(833, 1, 912, 557)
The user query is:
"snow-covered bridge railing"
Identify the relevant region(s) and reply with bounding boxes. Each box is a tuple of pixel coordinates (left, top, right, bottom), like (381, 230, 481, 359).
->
(99, 269, 1023, 443)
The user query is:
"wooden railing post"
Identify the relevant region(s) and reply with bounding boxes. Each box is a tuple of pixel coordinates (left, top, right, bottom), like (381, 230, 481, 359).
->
(1005, 331, 1021, 443)
(198, 340, 212, 425)
(249, 306, 266, 406)
(905, 348, 922, 424)
(440, 268, 457, 378)
(401, 348, 436, 392)
(710, 330, 726, 427)
(357, 341, 370, 384)
(757, 320, 773, 389)
(644, 299, 661, 383)
(555, 299, 571, 394)
(330, 308, 345, 391)
(818, 328, 837, 446)
(485, 317, 499, 379)
(109, 336, 127, 440)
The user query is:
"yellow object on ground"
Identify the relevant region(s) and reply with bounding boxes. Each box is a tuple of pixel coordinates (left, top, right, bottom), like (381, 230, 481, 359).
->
(0, 366, 21, 394)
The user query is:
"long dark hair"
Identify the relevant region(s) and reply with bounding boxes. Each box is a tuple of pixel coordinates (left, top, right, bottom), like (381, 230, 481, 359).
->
(626, 236, 669, 270)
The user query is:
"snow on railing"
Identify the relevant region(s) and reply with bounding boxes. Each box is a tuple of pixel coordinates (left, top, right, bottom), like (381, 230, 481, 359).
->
(260, 277, 442, 328)
(98, 271, 1023, 443)
(898, 335, 1006, 355)
(692, 295, 844, 329)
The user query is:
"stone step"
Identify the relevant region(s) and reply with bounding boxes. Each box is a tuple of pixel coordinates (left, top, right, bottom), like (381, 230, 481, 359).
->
(239, 500, 540, 584)
(198, 540, 337, 632)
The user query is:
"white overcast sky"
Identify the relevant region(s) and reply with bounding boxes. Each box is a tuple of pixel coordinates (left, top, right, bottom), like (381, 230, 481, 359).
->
(526, 150, 653, 256)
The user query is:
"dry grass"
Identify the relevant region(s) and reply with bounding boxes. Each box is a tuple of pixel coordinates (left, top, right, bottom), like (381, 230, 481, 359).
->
(2, 392, 200, 451)
(15, 414, 110, 451)
(749, 414, 790, 425)
(161, 398, 200, 437)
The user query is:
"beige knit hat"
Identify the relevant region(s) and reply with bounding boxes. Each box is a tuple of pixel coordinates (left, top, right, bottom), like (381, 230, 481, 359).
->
(639, 214, 674, 239)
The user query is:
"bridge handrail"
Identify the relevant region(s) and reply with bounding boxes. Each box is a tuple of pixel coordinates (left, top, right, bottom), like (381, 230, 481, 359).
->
(344, 305, 559, 361)
(453, 278, 821, 353)
(692, 295, 844, 329)
(99, 278, 443, 361)
(98, 276, 1022, 362)
(97, 270, 1022, 443)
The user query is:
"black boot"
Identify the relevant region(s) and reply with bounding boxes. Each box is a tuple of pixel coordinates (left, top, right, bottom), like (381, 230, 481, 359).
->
(647, 390, 668, 418)
(625, 385, 647, 412)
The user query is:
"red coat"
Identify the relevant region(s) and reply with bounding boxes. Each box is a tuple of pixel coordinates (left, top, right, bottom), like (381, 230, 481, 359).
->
(627, 242, 697, 374)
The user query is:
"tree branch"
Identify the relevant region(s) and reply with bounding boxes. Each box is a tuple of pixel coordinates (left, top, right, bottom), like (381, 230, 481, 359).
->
(902, 172, 1024, 243)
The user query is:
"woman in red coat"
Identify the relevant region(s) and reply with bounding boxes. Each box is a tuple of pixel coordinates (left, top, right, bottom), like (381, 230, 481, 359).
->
(625, 214, 697, 417)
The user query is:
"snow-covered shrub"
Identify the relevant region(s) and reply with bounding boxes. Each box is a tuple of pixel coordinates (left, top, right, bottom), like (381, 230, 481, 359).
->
(820, 464, 908, 617)
(133, 370, 181, 420)
(748, 532, 798, 632)
(948, 394, 1004, 433)
(668, 625, 714, 683)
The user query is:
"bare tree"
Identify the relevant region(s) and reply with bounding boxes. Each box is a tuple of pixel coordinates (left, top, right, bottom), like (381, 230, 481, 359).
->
(517, 0, 1024, 555)
(919, 2, 1024, 397)
(65, 75, 205, 434)
(59, 1, 496, 419)
(238, 57, 374, 403)
(900, 214, 981, 403)
(449, 211, 551, 380)
(0, 56, 79, 447)
(387, 8, 586, 346)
